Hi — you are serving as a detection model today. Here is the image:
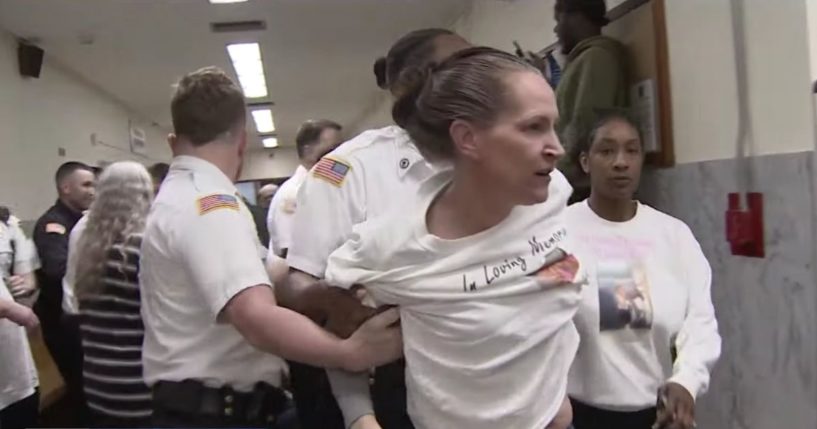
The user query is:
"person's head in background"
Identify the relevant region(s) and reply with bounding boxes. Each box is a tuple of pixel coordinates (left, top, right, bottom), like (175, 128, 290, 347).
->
(393, 47, 564, 210)
(0, 206, 9, 225)
(577, 109, 644, 212)
(374, 28, 471, 98)
(554, 0, 610, 55)
(256, 184, 278, 210)
(55, 161, 96, 213)
(74, 161, 153, 299)
(294, 119, 343, 170)
(148, 162, 170, 195)
(168, 67, 247, 182)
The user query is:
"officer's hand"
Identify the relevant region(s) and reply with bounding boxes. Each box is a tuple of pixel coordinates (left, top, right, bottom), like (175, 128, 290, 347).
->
(654, 382, 696, 429)
(342, 308, 403, 372)
(323, 285, 377, 339)
(0, 298, 39, 330)
(8, 275, 35, 298)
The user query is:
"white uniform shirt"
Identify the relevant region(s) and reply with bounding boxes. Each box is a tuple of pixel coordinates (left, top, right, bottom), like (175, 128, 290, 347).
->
(566, 201, 721, 411)
(325, 170, 584, 429)
(140, 155, 286, 391)
(0, 277, 39, 410)
(266, 165, 308, 257)
(61, 215, 87, 315)
(0, 216, 35, 278)
(287, 126, 435, 277)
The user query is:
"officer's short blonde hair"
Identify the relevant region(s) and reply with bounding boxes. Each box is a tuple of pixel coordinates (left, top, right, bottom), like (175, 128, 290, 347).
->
(171, 67, 246, 146)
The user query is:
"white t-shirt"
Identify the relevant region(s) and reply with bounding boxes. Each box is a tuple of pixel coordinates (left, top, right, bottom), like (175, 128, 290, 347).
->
(266, 165, 308, 257)
(325, 171, 585, 429)
(140, 156, 286, 392)
(62, 214, 87, 315)
(0, 216, 36, 278)
(287, 125, 436, 278)
(0, 277, 39, 410)
(566, 201, 721, 411)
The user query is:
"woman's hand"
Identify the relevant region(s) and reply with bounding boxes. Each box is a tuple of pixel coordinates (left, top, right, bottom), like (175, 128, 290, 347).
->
(654, 382, 695, 429)
(0, 298, 39, 329)
(8, 274, 36, 299)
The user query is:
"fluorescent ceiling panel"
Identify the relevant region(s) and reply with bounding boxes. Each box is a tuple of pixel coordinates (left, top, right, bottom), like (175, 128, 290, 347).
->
(251, 109, 275, 133)
(227, 42, 268, 98)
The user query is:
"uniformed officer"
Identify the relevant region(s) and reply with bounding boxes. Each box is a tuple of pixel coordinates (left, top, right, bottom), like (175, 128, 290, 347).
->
(279, 29, 471, 429)
(139, 67, 403, 428)
(0, 206, 37, 304)
(264, 119, 345, 428)
(32, 160, 96, 425)
(267, 119, 342, 259)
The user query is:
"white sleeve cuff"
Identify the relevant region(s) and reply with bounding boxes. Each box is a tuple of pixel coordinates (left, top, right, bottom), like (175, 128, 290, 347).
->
(668, 371, 705, 401)
(286, 253, 326, 279)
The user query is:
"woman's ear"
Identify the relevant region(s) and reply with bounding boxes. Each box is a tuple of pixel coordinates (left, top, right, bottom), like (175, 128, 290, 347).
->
(579, 151, 590, 174)
(450, 119, 480, 160)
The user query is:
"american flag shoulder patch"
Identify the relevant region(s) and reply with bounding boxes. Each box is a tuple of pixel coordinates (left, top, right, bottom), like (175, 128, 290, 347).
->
(197, 193, 239, 215)
(313, 157, 351, 187)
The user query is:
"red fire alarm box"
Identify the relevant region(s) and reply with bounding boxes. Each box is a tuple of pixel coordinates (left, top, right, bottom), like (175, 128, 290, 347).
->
(725, 192, 764, 258)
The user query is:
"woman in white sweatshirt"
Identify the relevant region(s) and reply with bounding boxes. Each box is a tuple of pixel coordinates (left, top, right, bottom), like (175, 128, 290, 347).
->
(324, 47, 584, 429)
(565, 110, 721, 429)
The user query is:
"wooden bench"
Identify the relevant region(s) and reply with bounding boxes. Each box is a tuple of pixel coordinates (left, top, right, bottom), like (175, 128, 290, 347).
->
(28, 328, 65, 410)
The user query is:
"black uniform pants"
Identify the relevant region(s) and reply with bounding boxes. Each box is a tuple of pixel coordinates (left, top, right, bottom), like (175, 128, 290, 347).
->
(0, 390, 39, 429)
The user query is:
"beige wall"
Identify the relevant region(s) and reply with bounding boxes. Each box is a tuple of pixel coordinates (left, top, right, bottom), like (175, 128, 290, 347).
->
(239, 147, 300, 181)
(453, 0, 556, 51)
(808, 0, 817, 81)
(0, 31, 171, 220)
(665, 0, 815, 163)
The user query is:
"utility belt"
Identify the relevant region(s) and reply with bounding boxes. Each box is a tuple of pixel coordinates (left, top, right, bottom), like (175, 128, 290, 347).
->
(153, 379, 288, 426)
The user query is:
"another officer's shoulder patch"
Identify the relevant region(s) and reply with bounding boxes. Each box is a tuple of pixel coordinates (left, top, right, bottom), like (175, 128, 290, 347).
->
(313, 157, 351, 187)
(45, 222, 66, 235)
(197, 193, 239, 215)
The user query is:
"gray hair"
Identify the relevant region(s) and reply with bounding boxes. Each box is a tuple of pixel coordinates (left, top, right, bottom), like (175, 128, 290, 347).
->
(75, 161, 153, 300)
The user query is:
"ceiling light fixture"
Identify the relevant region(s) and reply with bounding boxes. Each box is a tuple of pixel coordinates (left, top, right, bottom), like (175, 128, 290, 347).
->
(261, 137, 279, 148)
(209, 0, 248, 4)
(251, 109, 275, 133)
(226, 42, 268, 98)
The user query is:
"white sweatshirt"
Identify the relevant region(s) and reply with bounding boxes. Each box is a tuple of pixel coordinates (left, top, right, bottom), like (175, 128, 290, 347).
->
(565, 201, 721, 411)
(326, 170, 585, 429)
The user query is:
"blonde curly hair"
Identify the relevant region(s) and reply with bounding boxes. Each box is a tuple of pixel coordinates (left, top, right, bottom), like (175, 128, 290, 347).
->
(75, 161, 154, 300)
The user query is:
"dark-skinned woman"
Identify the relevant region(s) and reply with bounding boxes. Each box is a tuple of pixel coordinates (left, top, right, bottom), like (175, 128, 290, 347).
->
(565, 110, 721, 429)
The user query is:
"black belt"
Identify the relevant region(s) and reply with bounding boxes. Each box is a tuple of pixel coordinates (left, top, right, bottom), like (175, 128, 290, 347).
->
(153, 379, 288, 425)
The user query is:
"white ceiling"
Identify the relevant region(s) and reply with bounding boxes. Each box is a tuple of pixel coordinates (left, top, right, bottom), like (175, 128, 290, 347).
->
(0, 0, 471, 148)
